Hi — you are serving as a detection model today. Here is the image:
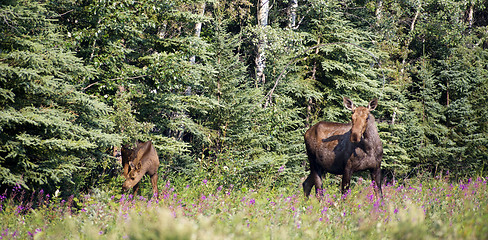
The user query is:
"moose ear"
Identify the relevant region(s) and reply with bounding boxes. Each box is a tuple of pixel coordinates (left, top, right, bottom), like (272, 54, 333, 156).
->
(368, 98, 378, 111)
(343, 97, 355, 111)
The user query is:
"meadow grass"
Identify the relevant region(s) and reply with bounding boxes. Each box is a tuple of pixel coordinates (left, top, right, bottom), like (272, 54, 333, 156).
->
(1, 175, 487, 239)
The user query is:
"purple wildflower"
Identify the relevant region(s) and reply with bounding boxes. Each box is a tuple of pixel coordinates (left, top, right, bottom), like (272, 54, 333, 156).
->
(368, 193, 374, 202)
(321, 206, 328, 214)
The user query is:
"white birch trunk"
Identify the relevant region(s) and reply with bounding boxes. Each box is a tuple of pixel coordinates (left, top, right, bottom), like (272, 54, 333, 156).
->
(288, 0, 298, 28)
(255, 0, 269, 87)
(375, 0, 383, 21)
(401, 1, 421, 79)
(467, 4, 474, 30)
(190, 2, 206, 64)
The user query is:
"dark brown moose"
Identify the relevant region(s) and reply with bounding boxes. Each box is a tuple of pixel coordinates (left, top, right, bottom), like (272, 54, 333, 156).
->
(303, 97, 383, 198)
(121, 141, 160, 197)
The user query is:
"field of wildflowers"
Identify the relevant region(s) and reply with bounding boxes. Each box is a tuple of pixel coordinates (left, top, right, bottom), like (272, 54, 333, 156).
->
(1, 175, 487, 239)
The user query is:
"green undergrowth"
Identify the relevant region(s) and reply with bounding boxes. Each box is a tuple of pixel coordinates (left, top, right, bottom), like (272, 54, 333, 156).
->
(1, 176, 487, 239)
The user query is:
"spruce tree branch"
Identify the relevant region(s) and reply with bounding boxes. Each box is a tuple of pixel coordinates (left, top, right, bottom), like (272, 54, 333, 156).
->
(49, 9, 74, 18)
(82, 81, 100, 91)
(259, 42, 386, 110)
(107, 75, 149, 81)
(81, 75, 149, 91)
(2, 13, 18, 32)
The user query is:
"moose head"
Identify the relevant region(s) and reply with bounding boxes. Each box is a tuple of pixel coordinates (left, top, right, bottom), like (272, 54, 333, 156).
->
(343, 97, 378, 143)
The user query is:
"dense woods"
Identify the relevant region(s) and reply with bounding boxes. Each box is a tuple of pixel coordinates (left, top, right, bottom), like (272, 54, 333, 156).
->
(1, 0, 487, 195)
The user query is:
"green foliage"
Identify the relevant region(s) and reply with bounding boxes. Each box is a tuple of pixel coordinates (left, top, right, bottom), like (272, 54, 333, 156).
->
(0, 1, 120, 193)
(1, 176, 488, 239)
(1, 0, 488, 194)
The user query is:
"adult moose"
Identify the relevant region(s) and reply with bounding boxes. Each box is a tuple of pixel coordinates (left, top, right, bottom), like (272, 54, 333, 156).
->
(121, 141, 160, 198)
(303, 97, 383, 198)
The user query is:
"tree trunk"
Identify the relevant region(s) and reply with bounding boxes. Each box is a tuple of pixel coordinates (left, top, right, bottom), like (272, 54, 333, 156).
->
(410, 3, 420, 32)
(400, 1, 421, 81)
(467, 4, 474, 30)
(375, 0, 383, 22)
(190, 2, 206, 64)
(255, 0, 269, 87)
(288, 0, 298, 28)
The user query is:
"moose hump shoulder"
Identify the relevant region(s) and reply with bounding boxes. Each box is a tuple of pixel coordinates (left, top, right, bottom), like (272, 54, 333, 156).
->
(303, 97, 383, 198)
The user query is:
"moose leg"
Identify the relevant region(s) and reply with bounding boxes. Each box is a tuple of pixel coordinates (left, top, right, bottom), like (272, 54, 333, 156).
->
(303, 174, 314, 198)
(370, 168, 383, 198)
(303, 170, 322, 197)
(341, 168, 353, 195)
(150, 173, 158, 198)
(313, 172, 323, 196)
(132, 182, 140, 196)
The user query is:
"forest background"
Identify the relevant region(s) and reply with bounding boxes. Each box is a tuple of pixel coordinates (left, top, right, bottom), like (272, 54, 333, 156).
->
(1, 0, 487, 196)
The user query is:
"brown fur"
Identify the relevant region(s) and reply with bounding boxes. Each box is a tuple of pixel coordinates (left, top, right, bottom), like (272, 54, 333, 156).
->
(121, 141, 159, 197)
(120, 144, 134, 179)
(303, 97, 383, 198)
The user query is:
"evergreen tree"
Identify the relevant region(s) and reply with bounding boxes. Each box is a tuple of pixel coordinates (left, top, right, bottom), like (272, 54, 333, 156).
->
(439, 39, 488, 176)
(0, 1, 120, 193)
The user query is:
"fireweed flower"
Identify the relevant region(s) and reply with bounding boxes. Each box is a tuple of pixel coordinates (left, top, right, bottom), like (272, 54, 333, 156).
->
(163, 193, 170, 199)
(28, 228, 42, 237)
(321, 206, 328, 215)
(367, 193, 374, 202)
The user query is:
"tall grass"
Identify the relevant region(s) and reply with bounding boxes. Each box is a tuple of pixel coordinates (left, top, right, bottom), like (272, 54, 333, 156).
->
(1, 175, 487, 239)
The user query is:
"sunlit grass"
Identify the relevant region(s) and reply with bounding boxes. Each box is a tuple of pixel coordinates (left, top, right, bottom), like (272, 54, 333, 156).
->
(1, 175, 487, 239)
